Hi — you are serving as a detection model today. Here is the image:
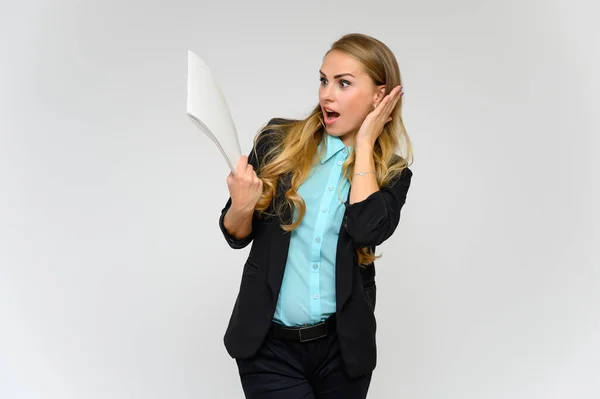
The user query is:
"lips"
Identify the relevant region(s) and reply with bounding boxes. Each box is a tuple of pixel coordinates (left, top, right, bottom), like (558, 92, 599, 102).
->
(323, 107, 340, 125)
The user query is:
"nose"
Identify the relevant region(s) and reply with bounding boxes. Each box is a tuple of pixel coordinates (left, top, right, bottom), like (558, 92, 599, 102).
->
(320, 82, 335, 103)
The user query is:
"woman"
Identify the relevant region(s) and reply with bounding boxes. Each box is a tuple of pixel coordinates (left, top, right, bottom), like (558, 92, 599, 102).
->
(218, 33, 413, 399)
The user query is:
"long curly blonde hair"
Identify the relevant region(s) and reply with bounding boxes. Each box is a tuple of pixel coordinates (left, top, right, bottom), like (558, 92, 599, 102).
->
(253, 33, 413, 266)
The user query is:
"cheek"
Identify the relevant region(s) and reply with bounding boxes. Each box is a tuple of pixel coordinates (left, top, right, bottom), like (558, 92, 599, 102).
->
(342, 94, 370, 123)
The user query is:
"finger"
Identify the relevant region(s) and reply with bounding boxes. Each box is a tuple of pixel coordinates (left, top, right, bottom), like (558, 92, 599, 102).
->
(373, 96, 389, 115)
(246, 164, 256, 180)
(392, 91, 402, 107)
(389, 87, 403, 107)
(236, 155, 248, 176)
(386, 87, 401, 103)
(374, 87, 399, 116)
(374, 87, 401, 121)
(380, 92, 396, 115)
(386, 86, 400, 101)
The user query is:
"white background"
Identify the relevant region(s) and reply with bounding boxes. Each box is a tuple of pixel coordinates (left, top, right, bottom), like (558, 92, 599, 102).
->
(1, 0, 598, 398)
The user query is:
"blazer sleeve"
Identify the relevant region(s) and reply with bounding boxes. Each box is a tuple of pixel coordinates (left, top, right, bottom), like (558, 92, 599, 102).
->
(343, 166, 413, 247)
(218, 197, 260, 249)
(218, 119, 280, 249)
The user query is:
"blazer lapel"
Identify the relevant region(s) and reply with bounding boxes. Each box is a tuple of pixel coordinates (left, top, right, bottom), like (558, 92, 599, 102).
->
(336, 184, 353, 310)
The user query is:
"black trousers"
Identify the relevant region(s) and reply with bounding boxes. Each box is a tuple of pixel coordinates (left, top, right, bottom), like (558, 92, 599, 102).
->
(235, 319, 372, 399)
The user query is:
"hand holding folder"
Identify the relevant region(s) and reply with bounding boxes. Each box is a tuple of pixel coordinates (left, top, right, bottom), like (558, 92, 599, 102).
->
(186, 50, 242, 173)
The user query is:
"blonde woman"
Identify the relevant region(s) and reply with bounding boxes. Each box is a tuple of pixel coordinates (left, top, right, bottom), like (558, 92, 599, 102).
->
(219, 33, 413, 399)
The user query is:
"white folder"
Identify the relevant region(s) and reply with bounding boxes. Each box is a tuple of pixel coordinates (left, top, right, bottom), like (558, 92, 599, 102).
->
(186, 50, 242, 173)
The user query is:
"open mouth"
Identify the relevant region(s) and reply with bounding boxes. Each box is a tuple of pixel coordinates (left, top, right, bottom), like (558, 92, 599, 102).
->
(324, 109, 340, 124)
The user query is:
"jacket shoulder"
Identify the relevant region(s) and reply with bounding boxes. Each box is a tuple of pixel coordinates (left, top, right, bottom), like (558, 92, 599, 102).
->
(389, 154, 413, 180)
(251, 118, 295, 161)
(266, 117, 298, 127)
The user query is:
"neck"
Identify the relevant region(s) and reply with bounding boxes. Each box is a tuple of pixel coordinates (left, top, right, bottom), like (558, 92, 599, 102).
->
(340, 131, 357, 148)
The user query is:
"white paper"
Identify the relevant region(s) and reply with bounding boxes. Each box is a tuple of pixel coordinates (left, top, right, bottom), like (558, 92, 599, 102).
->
(186, 50, 242, 173)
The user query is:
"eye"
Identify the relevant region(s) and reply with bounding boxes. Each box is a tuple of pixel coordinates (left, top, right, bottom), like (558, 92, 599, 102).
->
(319, 77, 350, 87)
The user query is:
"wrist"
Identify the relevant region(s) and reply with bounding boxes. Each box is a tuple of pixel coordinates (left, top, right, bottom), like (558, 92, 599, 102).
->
(229, 203, 255, 217)
(354, 143, 375, 156)
(354, 137, 375, 152)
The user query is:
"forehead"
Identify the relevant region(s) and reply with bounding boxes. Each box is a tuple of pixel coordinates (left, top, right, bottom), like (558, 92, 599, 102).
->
(320, 50, 366, 77)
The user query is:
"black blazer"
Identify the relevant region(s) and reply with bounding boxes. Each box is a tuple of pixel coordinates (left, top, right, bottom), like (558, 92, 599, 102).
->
(218, 118, 413, 378)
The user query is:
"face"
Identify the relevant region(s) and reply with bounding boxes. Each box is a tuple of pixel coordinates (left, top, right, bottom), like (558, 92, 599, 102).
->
(319, 50, 385, 145)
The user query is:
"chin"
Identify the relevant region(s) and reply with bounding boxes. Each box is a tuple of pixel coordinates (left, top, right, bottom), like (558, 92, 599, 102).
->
(325, 126, 351, 137)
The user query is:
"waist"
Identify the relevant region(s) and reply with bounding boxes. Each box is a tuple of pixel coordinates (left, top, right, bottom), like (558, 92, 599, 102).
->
(268, 316, 336, 342)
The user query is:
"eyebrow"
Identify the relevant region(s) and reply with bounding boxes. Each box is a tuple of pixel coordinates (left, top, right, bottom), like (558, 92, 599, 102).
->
(319, 70, 355, 79)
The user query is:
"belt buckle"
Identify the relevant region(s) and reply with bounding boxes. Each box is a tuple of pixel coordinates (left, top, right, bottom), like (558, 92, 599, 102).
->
(298, 322, 327, 343)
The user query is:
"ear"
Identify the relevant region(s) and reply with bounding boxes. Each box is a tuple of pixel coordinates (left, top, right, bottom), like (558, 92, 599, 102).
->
(372, 85, 387, 105)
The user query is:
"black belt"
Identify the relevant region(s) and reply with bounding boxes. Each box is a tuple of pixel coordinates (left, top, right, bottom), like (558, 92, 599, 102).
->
(268, 316, 336, 343)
